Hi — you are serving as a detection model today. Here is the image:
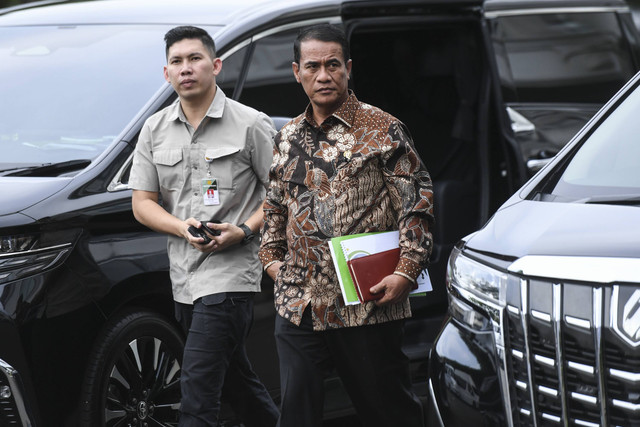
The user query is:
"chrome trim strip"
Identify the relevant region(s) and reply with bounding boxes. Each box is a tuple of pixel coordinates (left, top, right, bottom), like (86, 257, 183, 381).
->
(541, 412, 562, 423)
(575, 419, 599, 427)
(571, 392, 598, 405)
(0, 243, 72, 259)
(0, 358, 34, 427)
(512, 349, 524, 360)
(610, 368, 640, 383)
(485, 6, 627, 18)
(531, 309, 551, 323)
(538, 385, 558, 397)
(516, 380, 527, 390)
(497, 314, 515, 427)
(612, 399, 640, 412)
(534, 354, 555, 367)
(521, 278, 538, 427)
(593, 288, 607, 426)
(219, 38, 251, 60)
(508, 304, 519, 315)
(520, 408, 531, 416)
(565, 315, 591, 330)
(553, 283, 568, 426)
(508, 256, 640, 284)
(428, 378, 445, 427)
(568, 361, 594, 376)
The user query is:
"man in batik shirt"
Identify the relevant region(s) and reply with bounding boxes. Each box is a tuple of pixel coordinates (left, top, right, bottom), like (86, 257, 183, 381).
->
(258, 24, 434, 427)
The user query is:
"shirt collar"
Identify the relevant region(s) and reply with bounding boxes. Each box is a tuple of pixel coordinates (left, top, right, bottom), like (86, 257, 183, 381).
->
(167, 85, 227, 123)
(303, 91, 359, 129)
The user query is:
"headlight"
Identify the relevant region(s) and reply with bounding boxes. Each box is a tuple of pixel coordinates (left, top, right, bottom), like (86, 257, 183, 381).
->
(447, 246, 508, 331)
(0, 231, 77, 284)
(0, 235, 36, 253)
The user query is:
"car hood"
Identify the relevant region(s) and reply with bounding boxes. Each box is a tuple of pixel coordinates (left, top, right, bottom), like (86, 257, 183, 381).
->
(466, 199, 640, 260)
(0, 177, 72, 216)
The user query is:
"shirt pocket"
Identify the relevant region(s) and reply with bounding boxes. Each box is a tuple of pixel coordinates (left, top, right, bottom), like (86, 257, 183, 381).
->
(153, 149, 184, 191)
(205, 147, 240, 190)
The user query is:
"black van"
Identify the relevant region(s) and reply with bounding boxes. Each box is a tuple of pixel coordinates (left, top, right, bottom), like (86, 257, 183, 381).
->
(1, 0, 639, 425)
(429, 69, 640, 427)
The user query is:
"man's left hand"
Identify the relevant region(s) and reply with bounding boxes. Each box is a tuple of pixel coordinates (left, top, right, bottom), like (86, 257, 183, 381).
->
(370, 274, 413, 306)
(200, 222, 245, 253)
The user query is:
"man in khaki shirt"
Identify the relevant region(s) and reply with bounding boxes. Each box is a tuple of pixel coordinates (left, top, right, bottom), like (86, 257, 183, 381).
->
(130, 26, 278, 426)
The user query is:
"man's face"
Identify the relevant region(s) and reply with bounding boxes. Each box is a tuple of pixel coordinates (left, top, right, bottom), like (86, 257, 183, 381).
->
(164, 38, 221, 102)
(293, 39, 352, 117)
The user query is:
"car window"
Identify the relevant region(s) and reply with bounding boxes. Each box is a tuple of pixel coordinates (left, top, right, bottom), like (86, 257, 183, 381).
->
(492, 12, 636, 104)
(219, 44, 250, 98)
(238, 29, 309, 118)
(0, 24, 220, 170)
(543, 82, 640, 201)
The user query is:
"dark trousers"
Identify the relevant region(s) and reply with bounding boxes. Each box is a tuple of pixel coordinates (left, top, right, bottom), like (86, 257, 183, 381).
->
(274, 309, 424, 427)
(176, 294, 279, 427)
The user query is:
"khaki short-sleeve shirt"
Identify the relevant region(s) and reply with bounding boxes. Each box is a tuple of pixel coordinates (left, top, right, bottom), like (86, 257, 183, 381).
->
(130, 87, 275, 303)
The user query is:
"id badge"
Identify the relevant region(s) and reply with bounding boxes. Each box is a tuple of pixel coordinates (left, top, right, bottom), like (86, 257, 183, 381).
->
(202, 178, 220, 206)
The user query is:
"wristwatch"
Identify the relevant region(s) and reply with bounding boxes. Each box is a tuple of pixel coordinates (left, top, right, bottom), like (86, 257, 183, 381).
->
(238, 223, 255, 245)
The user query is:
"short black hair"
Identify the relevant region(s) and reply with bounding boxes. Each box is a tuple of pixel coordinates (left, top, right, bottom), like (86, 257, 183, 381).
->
(294, 24, 350, 64)
(164, 25, 216, 60)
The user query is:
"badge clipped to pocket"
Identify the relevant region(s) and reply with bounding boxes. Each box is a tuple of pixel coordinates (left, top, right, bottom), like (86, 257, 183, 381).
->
(202, 178, 220, 206)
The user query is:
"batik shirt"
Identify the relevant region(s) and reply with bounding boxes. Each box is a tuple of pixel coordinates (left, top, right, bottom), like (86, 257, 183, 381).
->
(258, 93, 434, 330)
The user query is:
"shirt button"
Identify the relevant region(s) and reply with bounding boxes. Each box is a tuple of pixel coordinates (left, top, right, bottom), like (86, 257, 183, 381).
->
(194, 192, 198, 196)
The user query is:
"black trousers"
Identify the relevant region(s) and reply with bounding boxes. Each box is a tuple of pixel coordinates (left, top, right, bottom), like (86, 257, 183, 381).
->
(274, 309, 424, 427)
(176, 294, 279, 427)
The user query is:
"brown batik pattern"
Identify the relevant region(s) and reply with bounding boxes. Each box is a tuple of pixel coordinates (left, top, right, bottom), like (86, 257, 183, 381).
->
(259, 93, 434, 330)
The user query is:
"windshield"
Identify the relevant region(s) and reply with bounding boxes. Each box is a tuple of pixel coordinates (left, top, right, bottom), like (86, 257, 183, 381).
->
(542, 79, 640, 202)
(0, 24, 216, 171)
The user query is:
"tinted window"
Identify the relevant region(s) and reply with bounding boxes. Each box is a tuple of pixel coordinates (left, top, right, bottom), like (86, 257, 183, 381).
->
(544, 82, 640, 201)
(0, 24, 220, 169)
(238, 29, 309, 118)
(219, 44, 250, 98)
(492, 12, 635, 103)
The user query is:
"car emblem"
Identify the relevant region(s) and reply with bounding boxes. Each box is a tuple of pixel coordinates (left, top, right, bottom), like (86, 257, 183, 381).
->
(612, 286, 640, 347)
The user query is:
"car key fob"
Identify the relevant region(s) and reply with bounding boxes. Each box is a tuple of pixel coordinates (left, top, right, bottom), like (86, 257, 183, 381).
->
(188, 225, 212, 244)
(200, 220, 221, 236)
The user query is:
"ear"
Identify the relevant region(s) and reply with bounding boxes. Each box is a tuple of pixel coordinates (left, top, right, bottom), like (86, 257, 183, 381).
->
(346, 59, 352, 80)
(212, 57, 223, 76)
(163, 66, 170, 83)
(292, 62, 301, 83)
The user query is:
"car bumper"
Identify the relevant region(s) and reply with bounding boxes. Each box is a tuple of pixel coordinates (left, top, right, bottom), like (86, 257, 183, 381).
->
(428, 317, 506, 426)
(0, 357, 35, 426)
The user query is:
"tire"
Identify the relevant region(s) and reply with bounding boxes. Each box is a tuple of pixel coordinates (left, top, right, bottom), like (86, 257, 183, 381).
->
(80, 310, 185, 427)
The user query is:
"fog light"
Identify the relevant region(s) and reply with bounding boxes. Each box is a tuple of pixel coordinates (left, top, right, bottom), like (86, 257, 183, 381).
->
(0, 385, 11, 399)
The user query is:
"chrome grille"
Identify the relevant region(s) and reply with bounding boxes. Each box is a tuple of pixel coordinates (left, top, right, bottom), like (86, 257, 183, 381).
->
(503, 279, 640, 426)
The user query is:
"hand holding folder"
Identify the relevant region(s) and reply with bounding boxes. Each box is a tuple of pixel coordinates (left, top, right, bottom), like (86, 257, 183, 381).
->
(346, 248, 418, 303)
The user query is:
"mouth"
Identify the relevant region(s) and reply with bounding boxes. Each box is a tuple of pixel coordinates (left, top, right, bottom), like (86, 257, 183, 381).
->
(180, 79, 196, 87)
(316, 87, 334, 94)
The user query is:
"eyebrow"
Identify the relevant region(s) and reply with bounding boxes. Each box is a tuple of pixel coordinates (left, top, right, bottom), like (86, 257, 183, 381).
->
(168, 51, 205, 61)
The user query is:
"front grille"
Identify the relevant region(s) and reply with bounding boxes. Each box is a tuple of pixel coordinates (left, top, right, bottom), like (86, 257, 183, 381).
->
(503, 278, 640, 426)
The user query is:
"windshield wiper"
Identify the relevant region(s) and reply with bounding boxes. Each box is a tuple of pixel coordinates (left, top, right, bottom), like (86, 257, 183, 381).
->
(2, 159, 91, 177)
(580, 194, 640, 206)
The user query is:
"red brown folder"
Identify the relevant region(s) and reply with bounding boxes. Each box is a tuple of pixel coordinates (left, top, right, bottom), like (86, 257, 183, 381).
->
(347, 248, 407, 303)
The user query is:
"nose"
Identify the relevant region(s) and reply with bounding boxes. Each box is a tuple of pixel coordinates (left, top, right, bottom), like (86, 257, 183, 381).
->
(180, 62, 192, 75)
(317, 65, 331, 81)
